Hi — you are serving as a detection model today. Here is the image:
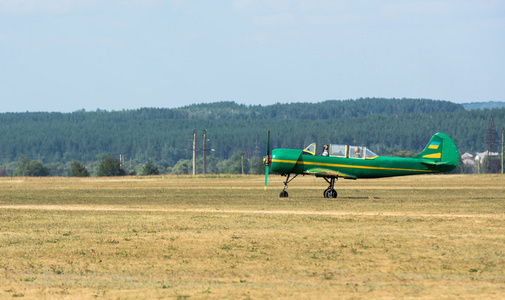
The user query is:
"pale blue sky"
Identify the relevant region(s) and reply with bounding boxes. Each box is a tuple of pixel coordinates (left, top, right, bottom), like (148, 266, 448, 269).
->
(1, 0, 504, 112)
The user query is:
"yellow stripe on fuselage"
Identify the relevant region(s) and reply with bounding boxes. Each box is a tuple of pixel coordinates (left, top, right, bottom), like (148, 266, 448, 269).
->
(271, 159, 434, 173)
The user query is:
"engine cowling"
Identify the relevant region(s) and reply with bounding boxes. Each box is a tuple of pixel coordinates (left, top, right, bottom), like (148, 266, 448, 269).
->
(270, 149, 303, 175)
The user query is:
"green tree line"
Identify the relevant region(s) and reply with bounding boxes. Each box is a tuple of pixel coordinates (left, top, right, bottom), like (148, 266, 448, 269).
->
(0, 98, 503, 176)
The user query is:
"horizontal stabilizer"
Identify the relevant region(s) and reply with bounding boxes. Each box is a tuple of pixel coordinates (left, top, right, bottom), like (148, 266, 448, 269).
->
(420, 160, 452, 166)
(305, 168, 357, 179)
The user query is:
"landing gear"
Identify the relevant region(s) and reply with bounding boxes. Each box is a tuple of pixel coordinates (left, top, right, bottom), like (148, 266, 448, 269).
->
(323, 177, 338, 198)
(279, 173, 298, 198)
(277, 174, 338, 198)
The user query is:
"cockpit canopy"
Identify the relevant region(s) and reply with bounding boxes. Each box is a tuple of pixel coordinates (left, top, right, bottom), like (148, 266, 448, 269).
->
(330, 144, 378, 159)
(303, 143, 378, 159)
(303, 143, 316, 155)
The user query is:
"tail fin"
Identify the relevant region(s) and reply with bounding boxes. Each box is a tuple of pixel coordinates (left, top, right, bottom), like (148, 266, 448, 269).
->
(413, 133, 459, 172)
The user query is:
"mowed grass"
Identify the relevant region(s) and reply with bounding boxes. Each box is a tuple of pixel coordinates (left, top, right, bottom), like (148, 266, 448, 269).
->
(0, 174, 504, 299)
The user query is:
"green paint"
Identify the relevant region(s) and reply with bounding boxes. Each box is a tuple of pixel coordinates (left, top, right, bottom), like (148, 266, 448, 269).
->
(270, 133, 458, 179)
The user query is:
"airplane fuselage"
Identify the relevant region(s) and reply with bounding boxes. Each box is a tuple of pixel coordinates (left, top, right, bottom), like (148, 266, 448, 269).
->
(271, 149, 453, 179)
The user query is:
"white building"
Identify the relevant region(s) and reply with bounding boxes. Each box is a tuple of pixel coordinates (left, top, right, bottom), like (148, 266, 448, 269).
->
(461, 152, 475, 166)
(475, 150, 499, 163)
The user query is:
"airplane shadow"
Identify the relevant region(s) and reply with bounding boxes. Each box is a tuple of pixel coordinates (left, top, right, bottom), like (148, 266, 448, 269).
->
(335, 197, 380, 200)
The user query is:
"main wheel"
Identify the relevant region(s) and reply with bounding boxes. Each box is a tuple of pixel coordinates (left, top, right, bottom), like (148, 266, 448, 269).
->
(279, 191, 289, 198)
(324, 189, 337, 198)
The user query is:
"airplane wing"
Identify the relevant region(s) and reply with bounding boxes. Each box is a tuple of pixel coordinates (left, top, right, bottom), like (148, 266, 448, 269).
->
(304, 168, 357, 179)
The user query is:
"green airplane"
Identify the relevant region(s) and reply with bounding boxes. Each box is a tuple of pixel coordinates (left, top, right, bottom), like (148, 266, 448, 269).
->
(263, 131, 459, 198)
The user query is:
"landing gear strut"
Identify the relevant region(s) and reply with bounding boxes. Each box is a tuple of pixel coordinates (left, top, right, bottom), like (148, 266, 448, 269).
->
(323, 177, 338, 198)
(279, 173, 298, 198)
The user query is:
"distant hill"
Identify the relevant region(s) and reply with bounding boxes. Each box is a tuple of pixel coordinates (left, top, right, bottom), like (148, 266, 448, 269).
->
(462, 101, 505, 110)
(178, 98, 464, 120)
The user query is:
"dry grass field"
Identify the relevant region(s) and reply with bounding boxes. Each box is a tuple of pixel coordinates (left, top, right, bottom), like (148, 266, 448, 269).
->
(0, 174, 504, 299)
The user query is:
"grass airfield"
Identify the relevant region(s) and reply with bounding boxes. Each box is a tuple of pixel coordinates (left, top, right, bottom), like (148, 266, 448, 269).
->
(0, 174, 504, 299)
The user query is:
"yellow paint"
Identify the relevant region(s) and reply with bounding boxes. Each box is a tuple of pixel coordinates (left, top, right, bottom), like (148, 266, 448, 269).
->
(428, 145, 439, 149)
(306, 168, 339, 176)
(422, 153, 441, 159)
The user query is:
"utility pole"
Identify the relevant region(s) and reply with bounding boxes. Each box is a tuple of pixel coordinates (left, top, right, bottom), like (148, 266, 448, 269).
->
(189, 129, 212, 176)
(475, 156, 480, 174)
(119, 154, 126, 170)
(192, 129, 197, 176)
(501, 127, 505, 174)
(203, 130, 207, 177)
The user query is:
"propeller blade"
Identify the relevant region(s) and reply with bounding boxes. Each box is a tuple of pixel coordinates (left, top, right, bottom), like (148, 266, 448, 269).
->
(264, 165, 269, 190)
(264, 130, 270, 190)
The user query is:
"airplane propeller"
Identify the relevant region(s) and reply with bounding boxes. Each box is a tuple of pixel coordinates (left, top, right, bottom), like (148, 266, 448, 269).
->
(263, 130, 271, 190)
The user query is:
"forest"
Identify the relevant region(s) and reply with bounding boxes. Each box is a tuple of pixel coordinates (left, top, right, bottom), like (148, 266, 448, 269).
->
(0, 98, 503, 176)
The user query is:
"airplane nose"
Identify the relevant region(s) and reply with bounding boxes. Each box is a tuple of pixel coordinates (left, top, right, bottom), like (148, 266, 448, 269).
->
(270, 149, 302, 175)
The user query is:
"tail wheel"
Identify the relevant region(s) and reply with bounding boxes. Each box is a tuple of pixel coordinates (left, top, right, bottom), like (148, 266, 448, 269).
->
(279, 191, 289, 198)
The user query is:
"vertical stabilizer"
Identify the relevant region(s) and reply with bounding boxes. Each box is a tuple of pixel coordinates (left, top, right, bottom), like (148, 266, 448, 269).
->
(413, 133, 459, 171)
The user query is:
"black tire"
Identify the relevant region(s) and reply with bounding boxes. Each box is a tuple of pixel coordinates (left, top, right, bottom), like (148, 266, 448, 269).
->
(324, 189, 337, 198)
(279, 191, 289, 198)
